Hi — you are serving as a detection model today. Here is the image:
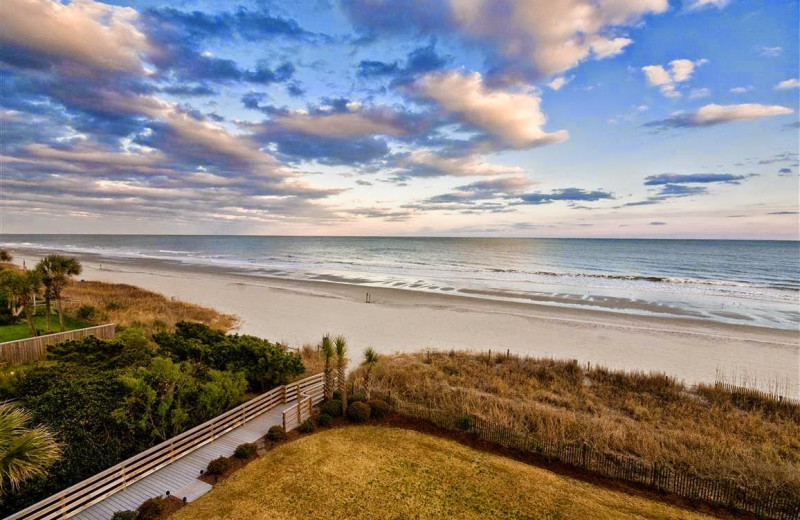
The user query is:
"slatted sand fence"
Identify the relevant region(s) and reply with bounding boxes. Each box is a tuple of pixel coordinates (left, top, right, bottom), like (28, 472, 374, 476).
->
(391, 400, 800, 520)
(0, 324, 116, 365)
(7, 373, 324, 520)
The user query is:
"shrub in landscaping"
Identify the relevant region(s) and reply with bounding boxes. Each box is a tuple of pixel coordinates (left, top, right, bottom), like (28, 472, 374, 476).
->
(111, 511, 136, 520)
(206, 457, 231, 476)
(321, 399, 343, 417)
(368, 399, 391, 419)
(332, 390, 342, 401)
(317, 413, 333, 427)
(349, 392, 367, 403)
(76, 304, 98, 321)
(347, 401, 371, 423)
(455, 415, 475, 431)
(234, 442, 257, 459)
(299, 418, 315, 433)
(266, 425, 287, 442)
(135, 497, 166, 520)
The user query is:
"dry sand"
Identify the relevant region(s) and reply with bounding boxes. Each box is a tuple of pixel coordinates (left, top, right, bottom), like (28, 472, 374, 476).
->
(15, 253, 800, 397)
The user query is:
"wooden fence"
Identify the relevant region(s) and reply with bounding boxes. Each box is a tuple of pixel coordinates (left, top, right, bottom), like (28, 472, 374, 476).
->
(0, 324, 116, 365)
(7, 372, 324, 520)
(391, 400, 800, 520)
(714, 382, 800, 407)
(282, 380, 325, 431)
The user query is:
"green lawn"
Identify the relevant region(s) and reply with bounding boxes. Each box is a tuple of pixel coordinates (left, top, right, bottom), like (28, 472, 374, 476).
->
(174, 426, 716, 520)
(0, 314, 88, 343)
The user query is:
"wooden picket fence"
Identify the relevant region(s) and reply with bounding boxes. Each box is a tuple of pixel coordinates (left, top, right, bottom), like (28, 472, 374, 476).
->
(714, 381, 800, 407)
(0, 324, 116, 365)
(392, 400, 800, 520)
(7, 373, 324, 520)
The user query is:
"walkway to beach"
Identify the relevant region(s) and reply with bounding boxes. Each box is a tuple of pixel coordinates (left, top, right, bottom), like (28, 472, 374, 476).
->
(73, 400, 292, 520)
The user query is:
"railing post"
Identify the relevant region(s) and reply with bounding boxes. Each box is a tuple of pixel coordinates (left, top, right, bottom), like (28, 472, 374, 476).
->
(297, 400, 301, 423)
(282, 385, 287, 404)
(60, 493, 66, 518)
(122, 464, 127, 488)
(308, 396, 312, 415)
(170, 442, 174, 462)
(282, 410, 287, 431)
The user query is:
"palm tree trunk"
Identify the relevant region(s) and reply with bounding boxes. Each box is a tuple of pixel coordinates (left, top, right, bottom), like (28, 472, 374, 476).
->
(323, 360, 332, 400)
(364, 372, 371, 400)
(24, 304, 36, 336)
(338, 364, 347, 415)
(44, 297, 52, 332)
(56, 297, 65, 332)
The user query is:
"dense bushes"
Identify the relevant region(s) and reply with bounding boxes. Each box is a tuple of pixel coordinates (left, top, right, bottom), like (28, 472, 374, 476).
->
(0, 322, 307, 516)
(347, 402, 371, 423)
(206, 457, 231, 476)
(266, 425, 287, 442)
(135, 497, 166, 520)
(234, 443, 257, 459)
(368, 399, 390, 419)
(321, 399, 343, 417)
(299, 418, 315, 433)
(317, 413, 333, 427)
(111, 511, 136, 520)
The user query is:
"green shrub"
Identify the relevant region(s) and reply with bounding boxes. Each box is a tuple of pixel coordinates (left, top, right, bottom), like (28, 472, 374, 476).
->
(349, 393, 367, 403)
(111, 511, 136, 520)
(266, 425, 287, 442)
(76, 304, 98, 321)
(135, 497, 166, 520)
(298, 418, 315, 433)
(233, 442, 257, 459)
(347, 401, 371, 423)
(317, 413, 333, 427)
(321, 399, 343, 417)
(206, 456, 230, 475)
(332, 390, 342, 400)
(368, 399, 391, 419)
(455, 415, 475, 431)
(105, 301, 124, 311)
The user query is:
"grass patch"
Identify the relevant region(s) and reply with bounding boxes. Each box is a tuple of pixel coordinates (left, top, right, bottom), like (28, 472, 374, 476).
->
(63, 280, 238, 333)
(173, 426, 715, 520)
(351, 352, 800, 499)
(0, 314, 87, 342)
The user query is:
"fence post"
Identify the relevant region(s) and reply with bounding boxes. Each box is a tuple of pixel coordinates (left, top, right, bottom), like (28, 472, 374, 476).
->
(282, 385, 287, 404)
(282, 410, 287, 431)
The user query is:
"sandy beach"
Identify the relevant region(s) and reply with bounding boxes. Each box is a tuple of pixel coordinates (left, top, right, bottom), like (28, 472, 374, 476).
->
(14, 251, 800, 397)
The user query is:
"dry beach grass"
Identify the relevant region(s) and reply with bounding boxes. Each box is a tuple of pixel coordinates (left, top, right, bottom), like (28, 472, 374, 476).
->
(351, 351, 800, 499)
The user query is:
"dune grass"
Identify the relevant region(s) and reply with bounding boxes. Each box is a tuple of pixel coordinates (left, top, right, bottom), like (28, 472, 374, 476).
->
(63, 280, 238, 333)
(0, 314, 87, 342)
(173, 426, 715, 520)
(350, 351, 800, 499)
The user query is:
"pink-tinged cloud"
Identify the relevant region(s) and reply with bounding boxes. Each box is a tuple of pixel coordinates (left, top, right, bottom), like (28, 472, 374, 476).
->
(1, 0, 150, 73)
(400, 149, 525, 177)
(273, 108, 407, 138)
(414, 71, 568, 148)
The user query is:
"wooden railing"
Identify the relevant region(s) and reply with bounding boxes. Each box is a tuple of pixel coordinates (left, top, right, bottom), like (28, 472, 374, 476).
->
(282, 380, 325, 431)
(0, 324, 116, 365)
(7, 373, 324, 520)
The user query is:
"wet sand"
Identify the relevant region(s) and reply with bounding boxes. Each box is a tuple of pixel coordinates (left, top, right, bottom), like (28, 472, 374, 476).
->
(13, 252, 800, 397)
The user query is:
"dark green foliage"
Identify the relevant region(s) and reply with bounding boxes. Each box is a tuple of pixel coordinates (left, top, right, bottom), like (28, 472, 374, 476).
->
(0, 286, 18, 325)
(266, 425, 287, 442)
(347, 401, 371, 423)
(206, 457, 231, 475)
(111, 511, 136, 520)
(317, 413, 332, 427)
(321, 399, 343, 418)
(455, 415, 475, 431)
(48, 336, 153, 369)
(76, 304, 98, 321)
(299, 418, 315, 433)
(332, 390, 342, 401)
(153, 322, 304, 392)
(105, 301, 124, 311)
(234, 443, 257, 459)
(349, 393, 367, 403)
(368, 399, 391, 419)
(135, 497, 166, 520)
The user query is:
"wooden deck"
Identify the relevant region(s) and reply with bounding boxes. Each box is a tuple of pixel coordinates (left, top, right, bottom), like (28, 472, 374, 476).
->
(72, 399, 298, 520)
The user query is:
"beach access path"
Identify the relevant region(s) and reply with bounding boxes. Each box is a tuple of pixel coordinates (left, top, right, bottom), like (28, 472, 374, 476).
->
(72, 398, 291, 520)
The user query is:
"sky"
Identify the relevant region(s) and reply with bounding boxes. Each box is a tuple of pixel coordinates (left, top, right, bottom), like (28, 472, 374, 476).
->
(0, 0, 798, 239)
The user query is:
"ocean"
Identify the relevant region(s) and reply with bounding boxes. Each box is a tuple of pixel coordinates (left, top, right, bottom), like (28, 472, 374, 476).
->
(2, 235, 799, 330)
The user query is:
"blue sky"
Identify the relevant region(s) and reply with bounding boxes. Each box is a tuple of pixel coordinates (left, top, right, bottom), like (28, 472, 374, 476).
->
(1, 0, 798, 238)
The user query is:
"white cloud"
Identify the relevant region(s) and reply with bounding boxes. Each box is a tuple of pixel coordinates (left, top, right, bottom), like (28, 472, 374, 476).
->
(401, 149, 525, 177)
(689, 87, 711, 99)
(775, 79, 800, 90)
(642, 58, 706, 98)
(414, 70, 568, 149)
(729, 86, 754, 94)
(447, 0, 669, 78)
(547, 76, 573, 91)
(274, 110, 407, 138)
(684, 0, 730, 10)
(0, 0, 149, 73)
(760, 46, 783, 57)
(693, 104, 794, 125)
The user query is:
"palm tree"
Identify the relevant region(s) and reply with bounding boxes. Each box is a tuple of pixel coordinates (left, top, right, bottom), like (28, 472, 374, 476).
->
(0, 270, 41, 336)
(0, 402, 61, 494)
(362, 348, 380, 400)
(35, 255, 82, 332)
(321, 334, 334, 400)
(334, 335, 348, 415)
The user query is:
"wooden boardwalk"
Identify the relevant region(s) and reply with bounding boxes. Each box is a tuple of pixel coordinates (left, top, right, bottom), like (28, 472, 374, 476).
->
(72, 399, 296, 520)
